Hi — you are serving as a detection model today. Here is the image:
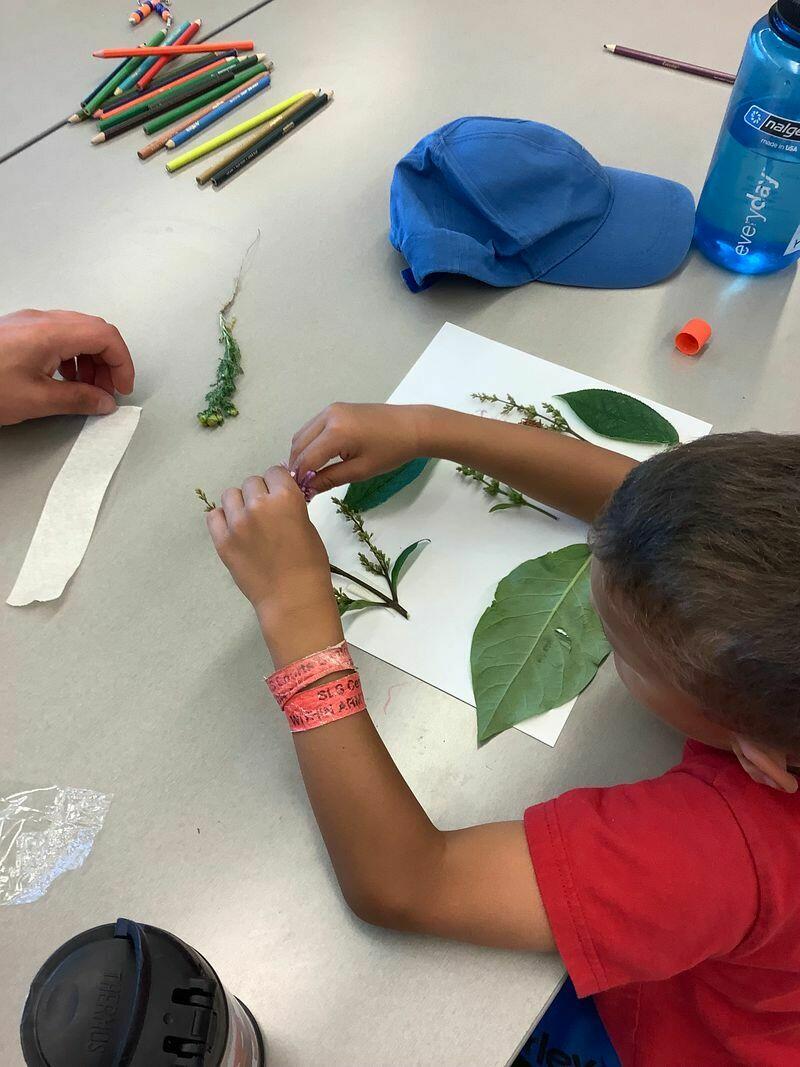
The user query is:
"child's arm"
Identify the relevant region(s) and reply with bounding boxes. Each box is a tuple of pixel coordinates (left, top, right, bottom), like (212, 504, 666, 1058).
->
(291, 403, 636, 524)
(207, 468, 555, 952)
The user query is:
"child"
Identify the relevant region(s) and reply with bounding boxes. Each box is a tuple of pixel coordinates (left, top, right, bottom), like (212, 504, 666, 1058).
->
(205, 401, 800, 1066)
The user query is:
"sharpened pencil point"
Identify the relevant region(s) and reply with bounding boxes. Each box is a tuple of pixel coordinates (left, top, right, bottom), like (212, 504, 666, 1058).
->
(68, 113, 83, 124)
(603, 43, 616, 52)
(90, 132, 105, 144)
(165, 139, 175, 148)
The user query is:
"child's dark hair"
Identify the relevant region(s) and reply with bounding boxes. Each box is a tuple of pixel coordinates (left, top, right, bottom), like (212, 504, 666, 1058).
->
(590, 432, 800, 749)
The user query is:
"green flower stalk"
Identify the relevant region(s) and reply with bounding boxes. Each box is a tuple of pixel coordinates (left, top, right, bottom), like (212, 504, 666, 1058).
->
(197, 231, 260, 428)
(195, 487, 216, 512)
(472, 392, 587, 441)
(456, 466, 558, 520)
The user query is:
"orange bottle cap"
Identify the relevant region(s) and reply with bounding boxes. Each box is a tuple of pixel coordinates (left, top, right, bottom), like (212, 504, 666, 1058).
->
(675, 318, 712, 356)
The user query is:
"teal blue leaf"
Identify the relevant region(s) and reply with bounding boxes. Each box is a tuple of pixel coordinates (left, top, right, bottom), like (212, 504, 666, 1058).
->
(555, 389, 679, 446)
(471, 544, 610, 743)
(343, 458, 430, 512)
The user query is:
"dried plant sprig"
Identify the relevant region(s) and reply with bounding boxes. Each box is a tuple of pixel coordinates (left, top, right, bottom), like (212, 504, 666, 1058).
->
(456, 466, 558, 520)
(197, 231, 260, 428)
(472, 392, 587, 441)
(195, 487, 216, 512)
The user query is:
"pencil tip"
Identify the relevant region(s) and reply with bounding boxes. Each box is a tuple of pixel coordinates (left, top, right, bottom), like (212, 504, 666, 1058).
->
(90, 133, 105, 144)
(68, 113, 82, 123)
(113, 88, 123, 96)
(92, 51, 102, 58)
(165, 139, 175, 148)
(603, 43, 615, 52)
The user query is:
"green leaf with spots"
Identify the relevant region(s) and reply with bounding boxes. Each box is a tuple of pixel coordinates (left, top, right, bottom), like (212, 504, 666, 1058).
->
(471, 544, 610, 743)
(555, 389, 679, 446)
(343, 458, 430, 512)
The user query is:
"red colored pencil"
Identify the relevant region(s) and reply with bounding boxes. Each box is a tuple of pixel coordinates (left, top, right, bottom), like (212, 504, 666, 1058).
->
(137, 19, 202, 90)
(96, 55, 231, 118)
(92, 42, 254, 58)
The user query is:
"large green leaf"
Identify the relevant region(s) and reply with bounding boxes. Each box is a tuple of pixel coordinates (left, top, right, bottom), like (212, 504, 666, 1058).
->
(471, 544, 610, 743)
(343, 458, 430, 512)
(555, 389, 679, 446)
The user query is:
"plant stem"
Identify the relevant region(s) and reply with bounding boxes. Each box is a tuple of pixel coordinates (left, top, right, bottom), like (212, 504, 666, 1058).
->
(329, 565, 409, 619)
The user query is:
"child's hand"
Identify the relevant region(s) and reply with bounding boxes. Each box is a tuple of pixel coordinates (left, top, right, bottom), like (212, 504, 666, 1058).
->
(289, 403, 426, 495)
(206, 466, 343, 667)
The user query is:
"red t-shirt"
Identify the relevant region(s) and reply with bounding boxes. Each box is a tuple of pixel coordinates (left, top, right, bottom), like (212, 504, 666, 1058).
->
(525, 740, 800, 1066)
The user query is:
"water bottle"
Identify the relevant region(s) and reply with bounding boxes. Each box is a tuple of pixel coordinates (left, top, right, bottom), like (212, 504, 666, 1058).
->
(695, 0, 800, 274)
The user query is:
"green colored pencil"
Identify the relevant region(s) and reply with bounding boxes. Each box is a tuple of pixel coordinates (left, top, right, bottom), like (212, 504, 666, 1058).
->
(96, 57, 254, 132)
(82, 29, 166, 117)
(143, 62, 269, 134)
(165, 91, 312, 171)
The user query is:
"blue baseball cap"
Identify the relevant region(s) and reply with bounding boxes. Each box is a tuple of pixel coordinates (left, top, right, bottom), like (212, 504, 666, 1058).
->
(389, 117, 695, 291)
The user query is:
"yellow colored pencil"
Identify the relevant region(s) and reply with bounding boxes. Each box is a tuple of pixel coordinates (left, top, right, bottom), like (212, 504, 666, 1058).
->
(166, 90, 313, 172)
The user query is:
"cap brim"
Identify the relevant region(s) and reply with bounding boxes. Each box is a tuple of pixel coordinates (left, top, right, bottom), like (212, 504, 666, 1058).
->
(539, 167, 695, 289)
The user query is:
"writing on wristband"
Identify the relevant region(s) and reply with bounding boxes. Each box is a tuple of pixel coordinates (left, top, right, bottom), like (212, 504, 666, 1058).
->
(266, 640, 355, 707)
(283, 673, 366, 732)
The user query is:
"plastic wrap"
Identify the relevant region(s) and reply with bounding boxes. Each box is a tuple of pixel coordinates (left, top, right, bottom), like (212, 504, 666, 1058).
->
(0, 785, 111, 905)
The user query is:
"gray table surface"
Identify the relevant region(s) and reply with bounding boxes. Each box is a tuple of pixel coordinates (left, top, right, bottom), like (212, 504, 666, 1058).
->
(2, 1, 796, 1064)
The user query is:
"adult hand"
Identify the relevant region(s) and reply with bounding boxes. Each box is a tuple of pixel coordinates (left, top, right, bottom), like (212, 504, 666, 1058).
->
(288, 403, 426, 496)
(0, 309, 135, 426)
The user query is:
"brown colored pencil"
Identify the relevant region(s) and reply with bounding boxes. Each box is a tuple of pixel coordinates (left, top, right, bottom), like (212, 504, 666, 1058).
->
(603, 43, 735, 84)
(138, 73, 264, 159)
(195, 91, 319, 185)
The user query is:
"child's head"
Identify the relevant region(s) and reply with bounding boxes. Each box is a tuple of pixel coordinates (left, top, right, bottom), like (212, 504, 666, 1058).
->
(590, 432, 799, 791)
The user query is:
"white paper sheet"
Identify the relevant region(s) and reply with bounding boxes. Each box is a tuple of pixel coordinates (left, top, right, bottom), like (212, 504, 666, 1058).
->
(308, 324, 712, 746)
(7, 407, 141, 607)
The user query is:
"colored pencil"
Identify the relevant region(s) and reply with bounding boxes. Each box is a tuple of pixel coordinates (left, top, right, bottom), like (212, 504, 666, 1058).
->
(170, 91, 311, 172)
(165, 74, 271, 152)
(102, 51, 237, 112)
(70, 57, 131, 121)
(80, 29, 166, 117)
(137, 74, 264, 159)
(138, 19, 202, 90)
(96, 55, 263, 131)
(93, 41, 254, 58)
(603, 43, 735, 85)
(142, 62, 269, 134)
(209, 91, 332, 189)
(116, 21, 190, 94)
(97, 55, 239, 119)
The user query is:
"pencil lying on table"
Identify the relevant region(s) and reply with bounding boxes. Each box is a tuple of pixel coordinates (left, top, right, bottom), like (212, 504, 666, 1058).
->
(205, 90, 333, 189)
(194, 91, 317, 184)
(75, 29, 166, 119)
(105, 51, 237, 112)
(116, 20, 191, 95)
(166, 90, 312, 171)
(137, 74, 267, 159)
(96, 53, 244, 118)
(164, 74, 272, 152)
(137, 18, 202, 89)
(603, 43, 735, 84)
(92, 41, 254, 58)
(91, 59, 268, 142)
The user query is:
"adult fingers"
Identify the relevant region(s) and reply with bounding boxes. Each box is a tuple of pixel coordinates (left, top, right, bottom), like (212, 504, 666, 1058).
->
(44, 315, 135, 395)
(242, 475, 269, 507)
(39, 379, 117, 417)
(76, 354, 96, 386)
(92, 361, 115, 395)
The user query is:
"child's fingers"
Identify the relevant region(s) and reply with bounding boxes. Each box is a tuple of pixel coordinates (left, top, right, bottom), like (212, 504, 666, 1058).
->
(242, 475, 269, 507)
(205, 507, 228, 550)
(289, 413, 327, 472)
(263, 464, 300, 496)
(221, 487, 245, 524)
(309, 460, 361, 494)
(293, 428, 342, 485)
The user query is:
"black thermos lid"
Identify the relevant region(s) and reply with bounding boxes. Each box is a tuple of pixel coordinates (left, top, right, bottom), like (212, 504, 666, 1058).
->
(777, 0, 800, 32)
(20, 918, 230, 1067)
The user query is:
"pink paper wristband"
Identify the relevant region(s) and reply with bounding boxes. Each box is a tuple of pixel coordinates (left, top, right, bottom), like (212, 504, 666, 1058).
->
(266, 641, 355, 707)
(283, 674, 366, 732)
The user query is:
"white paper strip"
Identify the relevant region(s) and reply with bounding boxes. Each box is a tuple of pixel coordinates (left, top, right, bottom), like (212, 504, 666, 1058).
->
(309, 325, 712, 746)
(7, 407, 141, 606)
